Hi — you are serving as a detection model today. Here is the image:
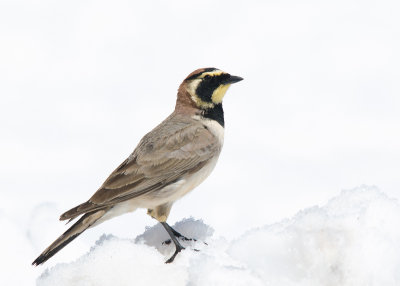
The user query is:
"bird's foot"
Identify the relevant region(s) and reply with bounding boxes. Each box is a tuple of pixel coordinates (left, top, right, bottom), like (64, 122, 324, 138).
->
(162, 236, 196, 245)
(170, 228, 208, 245)
(171, 228, 198, 242)
(165, 244, 185, 264)
(162, 237, 206, 254)
(160, 222, 206, 263)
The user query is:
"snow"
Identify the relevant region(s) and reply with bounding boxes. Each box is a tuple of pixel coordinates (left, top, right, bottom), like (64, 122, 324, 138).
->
(229, 187, 400, 285)
(33, 186, 400, 286)
(0, 213, 37, 285)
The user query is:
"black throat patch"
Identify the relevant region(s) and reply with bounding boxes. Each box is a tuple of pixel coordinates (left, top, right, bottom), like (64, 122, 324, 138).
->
(203, 103, 224, 127)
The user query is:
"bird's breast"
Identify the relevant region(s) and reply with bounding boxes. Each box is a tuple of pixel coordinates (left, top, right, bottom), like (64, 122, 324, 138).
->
(161, 155, 220, 203)
(193, 116, 225, 146)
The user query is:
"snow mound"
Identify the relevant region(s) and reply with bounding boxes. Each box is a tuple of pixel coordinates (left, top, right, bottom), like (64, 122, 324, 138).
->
(37, 187, 400, 286)
(229, 186, 400, 285)
(37, 218, 261, 286)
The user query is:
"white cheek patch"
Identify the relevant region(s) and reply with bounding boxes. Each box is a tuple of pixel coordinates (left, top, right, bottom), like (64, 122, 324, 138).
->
(187, 79, 201, 96)
(186, 79, 214, 108)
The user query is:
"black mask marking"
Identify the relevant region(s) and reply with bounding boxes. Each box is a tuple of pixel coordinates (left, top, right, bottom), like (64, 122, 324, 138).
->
(185, 68, 216, 81)
(195, 73, 230, 103)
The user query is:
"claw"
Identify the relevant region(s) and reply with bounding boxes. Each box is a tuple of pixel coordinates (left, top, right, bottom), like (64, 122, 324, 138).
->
(162, 239, 172, 245)
(165, 244, 184, 264)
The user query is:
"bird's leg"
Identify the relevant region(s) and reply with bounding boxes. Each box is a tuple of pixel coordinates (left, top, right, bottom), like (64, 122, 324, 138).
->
(161, 222, 185, 263)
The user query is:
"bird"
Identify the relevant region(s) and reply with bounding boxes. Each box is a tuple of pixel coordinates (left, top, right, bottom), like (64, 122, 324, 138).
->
(32, 67, 243, 265)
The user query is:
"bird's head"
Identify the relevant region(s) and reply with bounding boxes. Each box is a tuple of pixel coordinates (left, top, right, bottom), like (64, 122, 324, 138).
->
(178, 68, 243, 110)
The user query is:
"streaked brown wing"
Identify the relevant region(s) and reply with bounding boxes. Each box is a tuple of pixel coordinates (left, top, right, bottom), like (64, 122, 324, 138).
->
(60, 114, 221, 220)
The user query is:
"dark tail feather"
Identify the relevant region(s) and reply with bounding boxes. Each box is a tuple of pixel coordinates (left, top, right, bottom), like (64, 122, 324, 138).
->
(32, 209, 108, 266)
(59, 201, 99, 221)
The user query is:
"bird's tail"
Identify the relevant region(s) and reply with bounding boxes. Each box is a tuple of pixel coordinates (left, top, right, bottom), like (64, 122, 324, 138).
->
(32, 209, 108, 266)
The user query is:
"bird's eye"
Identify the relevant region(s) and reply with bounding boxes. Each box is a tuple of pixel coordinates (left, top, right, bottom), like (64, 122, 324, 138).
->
(204, 75, 211, 80)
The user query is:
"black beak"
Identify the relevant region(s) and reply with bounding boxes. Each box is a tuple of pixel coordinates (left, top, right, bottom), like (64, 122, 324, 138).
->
(224, 75, 243, 84)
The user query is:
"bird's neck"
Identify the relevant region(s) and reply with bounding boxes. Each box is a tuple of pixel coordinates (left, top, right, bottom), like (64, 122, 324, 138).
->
(175, 85, 199, 115)
(175, 84, 225, 127)
(202, 104, 224, 127)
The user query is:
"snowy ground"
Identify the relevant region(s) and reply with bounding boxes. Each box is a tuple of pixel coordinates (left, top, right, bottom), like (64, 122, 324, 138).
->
(28, 187, 400, 285)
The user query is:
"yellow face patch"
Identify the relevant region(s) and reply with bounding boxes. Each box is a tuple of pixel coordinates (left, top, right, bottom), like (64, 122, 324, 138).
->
(211, 84, 231, 104)
(191, 95, 214, 109)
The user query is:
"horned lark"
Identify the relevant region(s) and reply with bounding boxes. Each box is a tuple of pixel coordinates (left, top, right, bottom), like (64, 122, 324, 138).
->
(32, 68, 243, 265)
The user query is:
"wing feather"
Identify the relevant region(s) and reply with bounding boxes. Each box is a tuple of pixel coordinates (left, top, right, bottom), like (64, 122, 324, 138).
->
(63, 114, 221, 219)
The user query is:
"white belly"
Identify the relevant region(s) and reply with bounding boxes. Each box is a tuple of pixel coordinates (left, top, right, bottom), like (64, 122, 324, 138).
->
(153, 155, 220, 205)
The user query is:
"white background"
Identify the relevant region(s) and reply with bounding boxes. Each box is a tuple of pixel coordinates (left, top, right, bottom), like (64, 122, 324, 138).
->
(1, 0, 399, 284)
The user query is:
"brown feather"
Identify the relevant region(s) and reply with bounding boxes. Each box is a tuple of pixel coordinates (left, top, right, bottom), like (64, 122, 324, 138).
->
(87, 114, 220, 204)
(60, 113, 221, 219)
